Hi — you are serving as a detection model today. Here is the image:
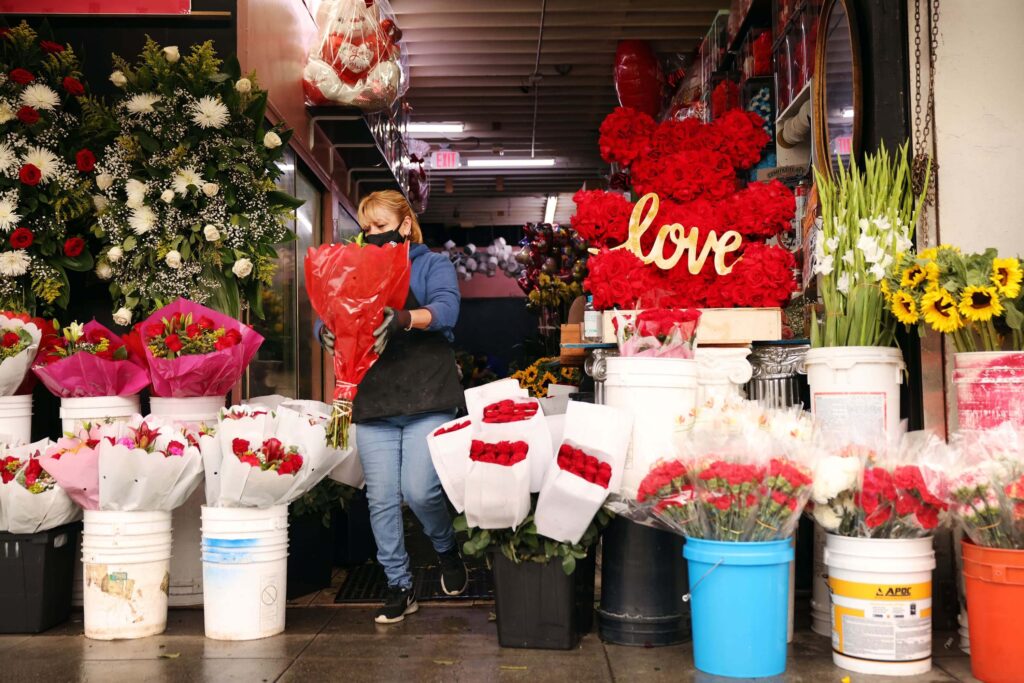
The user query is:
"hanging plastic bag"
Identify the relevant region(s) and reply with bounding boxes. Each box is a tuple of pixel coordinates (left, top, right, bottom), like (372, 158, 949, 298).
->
(303, 0, 409, 111)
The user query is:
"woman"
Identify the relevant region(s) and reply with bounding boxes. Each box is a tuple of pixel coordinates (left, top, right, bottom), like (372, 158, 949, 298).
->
(318, 190, 467, 624)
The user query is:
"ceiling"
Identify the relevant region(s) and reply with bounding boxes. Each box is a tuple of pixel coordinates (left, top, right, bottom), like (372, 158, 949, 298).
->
(389, 0, 730, 229)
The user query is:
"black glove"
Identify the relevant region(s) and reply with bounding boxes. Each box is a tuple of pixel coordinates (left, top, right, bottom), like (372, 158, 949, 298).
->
(318, 325, 335, 353)
(373, 307, 411, 355)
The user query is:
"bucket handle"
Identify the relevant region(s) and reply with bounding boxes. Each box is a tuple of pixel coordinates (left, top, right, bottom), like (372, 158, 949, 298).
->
(681, 558, 724, 603)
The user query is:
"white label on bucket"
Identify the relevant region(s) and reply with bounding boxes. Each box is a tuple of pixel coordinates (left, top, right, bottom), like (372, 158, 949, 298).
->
(830, 578, 932, 663)
(260, 573, 281, 630)
(813, 393, 886, 440)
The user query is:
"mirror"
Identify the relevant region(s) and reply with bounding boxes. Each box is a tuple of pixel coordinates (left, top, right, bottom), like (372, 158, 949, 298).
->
(813, 0, 862, 176)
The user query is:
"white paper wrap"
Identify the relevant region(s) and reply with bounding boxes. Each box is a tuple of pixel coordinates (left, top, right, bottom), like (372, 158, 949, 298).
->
(462, 457, 530, 530)
(560, 402, 633, 494)
(533, 460, 609, 545)
(1, 440, 81, 534)
(0, 316, 41, 397)
(426, 417, 473, 512)
(464, 379, 528, 423)
(96, 426, 204, 512)
(476, 399, 553, 493)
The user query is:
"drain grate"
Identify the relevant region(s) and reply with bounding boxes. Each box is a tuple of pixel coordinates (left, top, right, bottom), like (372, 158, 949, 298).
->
(335, 561, 494, 603)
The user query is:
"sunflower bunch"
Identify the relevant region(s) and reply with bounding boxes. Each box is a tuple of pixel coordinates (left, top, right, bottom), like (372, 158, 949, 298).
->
(885, 246, 1024, 352)
(525, 272, 582, 311)
(810, 143, 929, 347)
(510, 356, 581, 398)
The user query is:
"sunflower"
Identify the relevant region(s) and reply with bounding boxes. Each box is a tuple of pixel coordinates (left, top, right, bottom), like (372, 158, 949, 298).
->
(958, 285, 1004, 322)
(891, 290, 920, 325)
(522, 365, 539, 384)
(920, 244, 961, 261)
(880, 277, 892, 300)
(924, 261, 940, 287)
(900, 264, 927, 289)
(992, 258, 1023, 299)
(921, 288, 963, 333)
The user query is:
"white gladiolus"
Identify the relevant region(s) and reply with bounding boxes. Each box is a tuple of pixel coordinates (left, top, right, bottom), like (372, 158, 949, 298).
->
(232, 258, 253, 278)
(110, 70, 127, 87)
(235, 78, 252, 93)
(870, 263, 887, 282)
(836, 272, 851, 295)
(203, 224, 221, 241)
(107, 246, 124, 262)
(263, 131, 282, 149)
(112, 307, 132, 326)
(814, 254, 834, 276)
(160, 189, 175, 204)
(96, 173, 113, 190)
(165, 250, 183, 269)
(201, 182, 219, 197)
(826, 236, 839, 253)
(162, 46, 180, 63)
(842, 252, 855, 266)
(96, 261, 113, 280)
(856, 234, 883, 264)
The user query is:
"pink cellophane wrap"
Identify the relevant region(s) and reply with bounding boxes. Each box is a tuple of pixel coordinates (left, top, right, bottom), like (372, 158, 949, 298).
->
(39, 429, 102, 510)
(32, 321, 149, 398)
(140, 299, 263, 398)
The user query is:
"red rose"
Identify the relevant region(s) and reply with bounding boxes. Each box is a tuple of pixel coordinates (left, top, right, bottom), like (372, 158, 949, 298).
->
(238, 454, 261, 468)
(197, 317, 215, 331)
(232, 438, 250, 456)
(262, 437, 286, 462)
(39, 40, 65, 54)
(277, 453, 303, 475)
(2, 331, 20, 347)
(16, 106, 39, 125)
(19, 164, 41, 186)
(164, 333, 183, 353)
(63, 236, 85, 258)
(571, 189, 634, 248)
(711, 109, 771, 170)
(24, 458, 42, 486)
(895, 494, 919, 517)
(598, 107, 656, 167)
(144, 322, 165, 339)
(9, 68, 34, 84)
(75, 149, 96, 172)
(9, 227, 33, 249)
(185, 323, 201, 338)
(916, 505, 939, 530)
(62, 76, 84, 96)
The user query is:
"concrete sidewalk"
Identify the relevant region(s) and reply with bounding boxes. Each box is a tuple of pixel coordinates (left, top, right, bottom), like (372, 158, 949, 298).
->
(0, 604, 977, 682)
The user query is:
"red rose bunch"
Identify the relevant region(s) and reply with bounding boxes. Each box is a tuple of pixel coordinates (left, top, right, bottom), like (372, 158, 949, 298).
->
(232, 437, 304, 476)
(570, 189, 633, 248)
(584, 248, 658, 311)
(634, 308, 701, 341)
(647, 117, 724, 160)
(711, 79, 740, 119)
(631, 149, 736, 204)
(434, 420, 471, 437)
(144, 311, 242, 359)
(49, 320, 130, 362)
(711, 109, 771, 170)
(598, 106, 655, 167)
(470, 439, 528, 466)
(720, 180, 796, 240)
(716, 242, 798, 308)
(556, 443, 611, 488)
(1, 455, 21, 483)
(482, 399, 538, 424)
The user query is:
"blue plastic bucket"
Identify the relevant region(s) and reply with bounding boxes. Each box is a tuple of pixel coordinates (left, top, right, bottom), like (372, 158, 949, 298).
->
(684, 537, 794, 678)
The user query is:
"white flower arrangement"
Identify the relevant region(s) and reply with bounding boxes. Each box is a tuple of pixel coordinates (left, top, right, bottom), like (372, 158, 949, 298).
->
(93, 39, 300, 319)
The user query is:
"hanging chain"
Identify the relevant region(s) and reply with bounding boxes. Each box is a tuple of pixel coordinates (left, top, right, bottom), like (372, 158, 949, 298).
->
(911, 0, 940, 202)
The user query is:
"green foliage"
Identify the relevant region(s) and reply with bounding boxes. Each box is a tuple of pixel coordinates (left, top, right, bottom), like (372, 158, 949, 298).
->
(290, 480, 361, 527)
(454, 498, 613, 576)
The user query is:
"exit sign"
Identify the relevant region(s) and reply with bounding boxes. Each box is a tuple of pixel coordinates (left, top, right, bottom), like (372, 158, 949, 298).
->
(431, 151, 460, 170)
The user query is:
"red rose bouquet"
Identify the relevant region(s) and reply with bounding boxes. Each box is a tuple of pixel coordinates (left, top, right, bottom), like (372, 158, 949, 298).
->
(0, 312, 42, 396)
(462, 435, 531, 530)
(598, 106, 655, 167)
(305, 241, 410, 449)
(427, 415, 475, 513)
(614, 307, 701, 358)
(32, 320, 148, 397)
(0, 440, 79, 533)
(135, 298, 263, 398)
(477, 394, 552, 492)
(570, 189, 633, 249)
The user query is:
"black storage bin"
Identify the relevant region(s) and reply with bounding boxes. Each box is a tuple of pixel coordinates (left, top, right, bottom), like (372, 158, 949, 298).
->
(287, 514, 334, 600)
(0, 522, 79, 633)
(333, 491, 376, 567)
(492, 551, 596, 650)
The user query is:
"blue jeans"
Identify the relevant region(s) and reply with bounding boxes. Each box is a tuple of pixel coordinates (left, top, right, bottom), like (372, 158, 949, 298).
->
(356, 411, 457, 589)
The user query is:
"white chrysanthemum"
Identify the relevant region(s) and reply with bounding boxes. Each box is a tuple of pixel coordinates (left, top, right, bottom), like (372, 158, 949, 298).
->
(0, 250, 30, 277)
(0, 102, 13, 124)
(22, 146, 59, 181)
(125, 179, 148, 209)
(172, 167, 204, 195)
(128, 206, 157, 235)
(0, 142, 17, 175)
(125, 92, 161, 115)
(190, 96, 229, 129)
(19, 84, 60, 111)
(0, 197, 21, 233)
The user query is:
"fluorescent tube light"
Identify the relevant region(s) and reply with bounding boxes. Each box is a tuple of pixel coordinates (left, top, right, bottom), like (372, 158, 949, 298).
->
(465, 158, 556, 168)
(407, 122, 465, 134)
(544, 196, 558, 224)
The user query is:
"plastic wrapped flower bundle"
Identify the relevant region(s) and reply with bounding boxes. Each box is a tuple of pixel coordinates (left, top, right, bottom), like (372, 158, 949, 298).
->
(0, 312, 42, 396)
(613, 308, 701, 359)
(32, 320, 148, 397)
(0, 439, 79, 533)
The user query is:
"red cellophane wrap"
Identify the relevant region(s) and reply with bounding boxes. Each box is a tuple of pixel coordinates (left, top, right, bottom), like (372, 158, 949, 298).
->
(305, 241, 410, 446)
(138, 299, 264, 398)
(32, 321, 149, 398)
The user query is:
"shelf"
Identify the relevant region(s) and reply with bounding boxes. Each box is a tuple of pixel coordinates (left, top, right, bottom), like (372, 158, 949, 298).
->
(306, 105, 410, 199)
(728, 0, 773, 55)
(776, 78, 812, 126)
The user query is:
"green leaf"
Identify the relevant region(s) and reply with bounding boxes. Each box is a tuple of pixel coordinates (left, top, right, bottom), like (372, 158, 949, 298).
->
(224, 56, 242, 80)
(122, 236, 138, 252)
(476, 530, 491, 548)
(208, 72, 230, 83)
(136, 130, 160, 154)
(267, 190, 305, 210)
(244, 91, 268, 127)
(1005, 301, 1024, 331)
(453, 515, 469, 532)
(60, 251, 94, 272)
(561, 554, 576, 576)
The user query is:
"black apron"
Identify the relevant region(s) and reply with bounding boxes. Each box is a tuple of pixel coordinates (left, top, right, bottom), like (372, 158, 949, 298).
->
(352, 289, 466, 423)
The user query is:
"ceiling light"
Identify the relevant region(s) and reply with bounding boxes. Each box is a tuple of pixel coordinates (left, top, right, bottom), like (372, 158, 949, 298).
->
(841, 107, 855, 119)
(544, 196, 558, 224)
(407, 122, 465, 134)
(465, 158, 556, 168)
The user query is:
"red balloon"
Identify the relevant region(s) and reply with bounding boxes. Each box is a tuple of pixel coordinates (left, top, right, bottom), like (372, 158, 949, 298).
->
(614, 40, 665, 118)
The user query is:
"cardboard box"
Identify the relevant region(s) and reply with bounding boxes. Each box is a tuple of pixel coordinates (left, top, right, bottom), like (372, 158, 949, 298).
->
(603, 308, 782, 345)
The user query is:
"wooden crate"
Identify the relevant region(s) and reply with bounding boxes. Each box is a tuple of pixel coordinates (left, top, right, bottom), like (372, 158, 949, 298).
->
(559, 323, 587, 366)
(602, 308, 783, 345)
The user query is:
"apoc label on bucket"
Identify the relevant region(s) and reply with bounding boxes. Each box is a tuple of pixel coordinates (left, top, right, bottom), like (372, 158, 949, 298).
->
(829, 578, 932, 663)
(812, 393, 887, 441)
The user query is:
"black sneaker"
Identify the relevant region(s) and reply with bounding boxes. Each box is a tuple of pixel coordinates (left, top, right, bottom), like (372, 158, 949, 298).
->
(439, 547, 468, 596)
(374, 585, 418, 624)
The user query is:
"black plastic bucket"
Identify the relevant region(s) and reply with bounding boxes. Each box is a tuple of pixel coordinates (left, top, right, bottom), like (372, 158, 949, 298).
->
(597, 517, 690, 646)
(0, 522, 79, 633)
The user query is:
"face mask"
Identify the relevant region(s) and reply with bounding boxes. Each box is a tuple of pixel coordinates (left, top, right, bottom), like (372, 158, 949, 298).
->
(364, 229, 406, 246)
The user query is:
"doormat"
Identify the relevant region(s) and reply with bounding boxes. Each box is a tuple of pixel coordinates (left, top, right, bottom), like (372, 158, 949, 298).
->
(335, 561, 494, 603)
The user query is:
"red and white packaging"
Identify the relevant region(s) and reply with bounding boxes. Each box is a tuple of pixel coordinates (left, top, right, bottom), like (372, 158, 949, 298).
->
(477, 397, 553, 492)
(462, 439, 531, 530)
(426, 416, 473, 512)
(464, 379, 528, 423)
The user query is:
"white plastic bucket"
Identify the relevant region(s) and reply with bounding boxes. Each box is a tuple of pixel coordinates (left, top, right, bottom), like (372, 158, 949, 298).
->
(953, 351, 1024, 431)
(603, 357, 698, 499)
(60, 395, 140, 435)
(82, 510, 172, 640)
(150, 395, 224, 607)
(0, 394, 31, 445)
(805, 346, 905, 442)
(825, 534, 936, 676)
(201, 505, 289, 641)
(810, 524, 831, 636)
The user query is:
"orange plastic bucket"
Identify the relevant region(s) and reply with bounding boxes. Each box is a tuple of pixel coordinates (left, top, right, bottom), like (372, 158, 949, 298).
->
(962, 540, 1024, 683)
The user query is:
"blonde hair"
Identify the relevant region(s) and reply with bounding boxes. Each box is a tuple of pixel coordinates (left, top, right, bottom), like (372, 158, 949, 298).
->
(357, 190, 423, 244)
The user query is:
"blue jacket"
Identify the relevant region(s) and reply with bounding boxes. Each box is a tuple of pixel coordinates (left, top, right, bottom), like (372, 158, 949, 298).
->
(314, 242, 460, 342)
